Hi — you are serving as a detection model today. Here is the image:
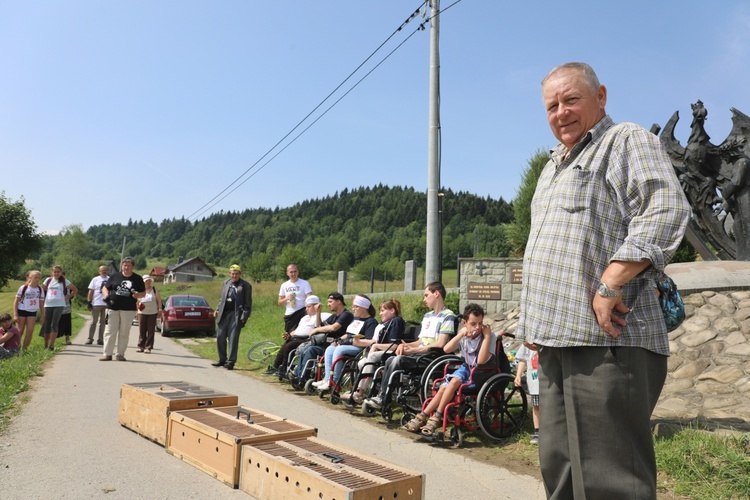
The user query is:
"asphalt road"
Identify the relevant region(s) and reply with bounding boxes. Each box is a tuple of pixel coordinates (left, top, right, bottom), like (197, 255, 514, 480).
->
(0, 320, 544, 499)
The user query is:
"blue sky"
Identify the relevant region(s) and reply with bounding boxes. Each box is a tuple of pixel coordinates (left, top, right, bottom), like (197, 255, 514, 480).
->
(2, 1, 750, 234)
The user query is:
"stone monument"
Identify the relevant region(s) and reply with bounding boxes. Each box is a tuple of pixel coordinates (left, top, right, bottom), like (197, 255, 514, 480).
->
(657, 101, 750, 260)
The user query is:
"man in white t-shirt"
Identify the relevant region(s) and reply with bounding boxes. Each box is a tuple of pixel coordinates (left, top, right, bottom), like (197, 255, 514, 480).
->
(86, 265, 109, 345)
(277, 264, 313, 334)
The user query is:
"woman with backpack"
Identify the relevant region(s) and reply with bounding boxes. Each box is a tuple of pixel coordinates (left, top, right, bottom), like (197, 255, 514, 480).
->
(41, 265, 78, 351)
(13, 270, 45, 351)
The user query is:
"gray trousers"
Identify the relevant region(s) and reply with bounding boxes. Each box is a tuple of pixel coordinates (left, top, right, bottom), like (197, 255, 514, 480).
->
(89, 305, 107, 341)
(216, 310, 242, 364)
(538, 346, 667, 500)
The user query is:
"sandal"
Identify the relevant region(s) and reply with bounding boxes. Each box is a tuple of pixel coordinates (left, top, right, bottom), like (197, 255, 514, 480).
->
(420, 415, 442, 436)
(402, 413, 428, 433)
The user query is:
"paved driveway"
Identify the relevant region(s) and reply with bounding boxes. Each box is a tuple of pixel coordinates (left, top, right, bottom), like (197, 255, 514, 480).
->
(0, 321, 544, 499)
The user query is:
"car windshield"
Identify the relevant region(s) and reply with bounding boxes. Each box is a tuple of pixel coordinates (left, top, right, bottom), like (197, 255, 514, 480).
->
(172, 297, 208, 308)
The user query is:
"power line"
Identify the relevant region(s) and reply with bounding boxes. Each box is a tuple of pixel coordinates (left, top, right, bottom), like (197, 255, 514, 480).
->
(186, 2, 430, 221)
(189, 24, 427, 220)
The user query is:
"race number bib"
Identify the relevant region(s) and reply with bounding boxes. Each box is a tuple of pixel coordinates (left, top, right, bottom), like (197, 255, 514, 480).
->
(419, 317, 440, 339)
(346, 320, 364, 335)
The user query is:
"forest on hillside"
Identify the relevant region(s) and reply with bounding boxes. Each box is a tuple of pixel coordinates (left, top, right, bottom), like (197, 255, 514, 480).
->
(37, 185, 516, 282)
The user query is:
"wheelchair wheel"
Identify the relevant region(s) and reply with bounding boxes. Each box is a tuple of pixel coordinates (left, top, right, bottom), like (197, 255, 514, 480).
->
(420, 355, 463, 401)
(449, 426, 464, 449)
(399, 412, 414, 427)
(361, 402, 377, 417)
(304, 379, 317, 395)
(381, 402, 394, 422)
(397, 380, 424, 416)
(336, 372, 353, 399)
(476, 373, 528, 440)
(247, 341, 278, 362)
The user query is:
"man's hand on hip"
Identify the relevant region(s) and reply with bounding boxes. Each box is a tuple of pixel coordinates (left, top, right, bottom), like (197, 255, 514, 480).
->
(592, 295, 629, 339)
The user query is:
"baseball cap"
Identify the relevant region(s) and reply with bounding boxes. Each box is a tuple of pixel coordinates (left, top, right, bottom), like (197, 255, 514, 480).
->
(229, 264, 241, 272)
(305, 295, 321, 306)
(327, 292, 345, 305)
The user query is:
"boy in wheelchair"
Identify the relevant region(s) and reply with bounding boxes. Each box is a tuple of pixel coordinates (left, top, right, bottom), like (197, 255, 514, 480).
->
(402, 303, 495, 436)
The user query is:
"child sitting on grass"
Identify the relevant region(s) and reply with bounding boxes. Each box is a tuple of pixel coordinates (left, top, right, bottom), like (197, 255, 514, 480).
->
(402, 303, 496, 436)
(0, 313, 22, 359)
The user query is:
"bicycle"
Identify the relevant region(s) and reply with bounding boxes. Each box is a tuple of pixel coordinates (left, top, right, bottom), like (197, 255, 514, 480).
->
(246, 340, 280, 363)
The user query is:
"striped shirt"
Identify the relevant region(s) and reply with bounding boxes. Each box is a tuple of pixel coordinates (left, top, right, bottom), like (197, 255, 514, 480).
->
(517, 116, 690, 355)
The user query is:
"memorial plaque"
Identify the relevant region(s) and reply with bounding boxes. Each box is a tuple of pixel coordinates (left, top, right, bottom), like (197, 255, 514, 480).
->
(510, 267, 523, 284)
(467, 283, 502, 300)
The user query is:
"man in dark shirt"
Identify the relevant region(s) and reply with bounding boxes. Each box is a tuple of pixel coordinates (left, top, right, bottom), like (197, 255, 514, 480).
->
(212, 264, 252, 370)
(291, 292, 353, 384)
(100, 257, 145, 362)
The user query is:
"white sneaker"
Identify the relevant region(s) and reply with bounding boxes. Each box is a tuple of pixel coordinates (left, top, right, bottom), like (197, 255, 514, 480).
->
(317, 383, 330, 391)
(313, 380, 328, 388)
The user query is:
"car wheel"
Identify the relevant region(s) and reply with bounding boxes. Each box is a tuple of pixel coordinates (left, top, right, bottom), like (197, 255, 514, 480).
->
(161, 329, 171, 338)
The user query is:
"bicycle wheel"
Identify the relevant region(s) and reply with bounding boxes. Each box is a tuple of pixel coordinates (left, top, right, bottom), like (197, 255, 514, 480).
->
(247, 341, 279, 363)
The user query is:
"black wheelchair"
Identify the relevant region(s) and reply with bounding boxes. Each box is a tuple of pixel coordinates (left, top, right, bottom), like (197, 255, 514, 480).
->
(339, 320, 422, 410)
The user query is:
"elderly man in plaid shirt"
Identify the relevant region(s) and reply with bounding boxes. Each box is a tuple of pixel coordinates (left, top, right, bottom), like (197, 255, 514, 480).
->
(518, 62, 690, 499)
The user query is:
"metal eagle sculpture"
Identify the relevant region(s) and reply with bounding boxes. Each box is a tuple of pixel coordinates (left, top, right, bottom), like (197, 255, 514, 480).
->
(658, 101, 750, 260)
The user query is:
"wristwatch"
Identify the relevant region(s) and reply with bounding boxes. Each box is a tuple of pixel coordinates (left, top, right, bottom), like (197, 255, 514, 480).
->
(597, 281, 622, 297)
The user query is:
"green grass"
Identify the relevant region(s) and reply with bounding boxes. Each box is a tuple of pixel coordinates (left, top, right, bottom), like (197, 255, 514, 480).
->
(0, 303, 85, 434)
(655, 428, 750, 499)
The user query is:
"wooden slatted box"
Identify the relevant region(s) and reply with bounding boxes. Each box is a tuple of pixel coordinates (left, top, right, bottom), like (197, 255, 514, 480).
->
(166, 405, 318, 488)
(119, 381, 238, 446)
(239, 436, 424, 500)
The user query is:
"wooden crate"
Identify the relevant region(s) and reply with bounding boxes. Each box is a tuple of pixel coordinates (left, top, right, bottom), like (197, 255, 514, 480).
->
(239, 436, 424, 500)
(166, 405, 318, 488)
(119, 381, 238, 446)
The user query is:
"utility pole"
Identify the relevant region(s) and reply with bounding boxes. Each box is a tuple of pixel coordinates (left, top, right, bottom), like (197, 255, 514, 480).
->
(120, 237, 127, 268)
(424, 0, 442, 285)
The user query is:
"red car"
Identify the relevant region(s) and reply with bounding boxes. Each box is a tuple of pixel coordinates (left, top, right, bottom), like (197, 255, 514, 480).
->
(159, 294, 216, 337)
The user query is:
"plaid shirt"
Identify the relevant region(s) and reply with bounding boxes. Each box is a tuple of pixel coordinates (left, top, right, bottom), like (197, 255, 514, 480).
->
(517, 116, 690, 355)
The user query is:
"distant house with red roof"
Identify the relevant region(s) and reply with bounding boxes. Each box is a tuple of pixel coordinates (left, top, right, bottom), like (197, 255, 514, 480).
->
(163, 257, 217, 284)
(149, 267, 167, 283)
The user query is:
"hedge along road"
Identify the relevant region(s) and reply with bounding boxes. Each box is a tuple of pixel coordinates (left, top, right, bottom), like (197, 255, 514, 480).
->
(0, 320, 545, 499)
